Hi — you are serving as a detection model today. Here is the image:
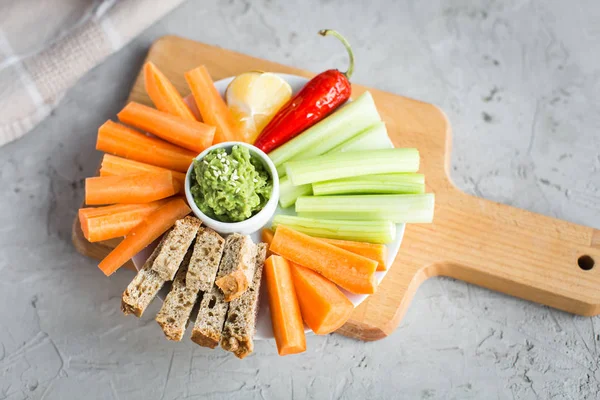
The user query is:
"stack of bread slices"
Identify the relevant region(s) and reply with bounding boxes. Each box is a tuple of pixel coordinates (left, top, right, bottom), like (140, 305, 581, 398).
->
(121, 216, 266, 359)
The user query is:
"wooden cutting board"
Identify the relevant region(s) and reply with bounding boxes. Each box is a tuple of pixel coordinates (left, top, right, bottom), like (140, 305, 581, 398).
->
(72, 36, 600, 341)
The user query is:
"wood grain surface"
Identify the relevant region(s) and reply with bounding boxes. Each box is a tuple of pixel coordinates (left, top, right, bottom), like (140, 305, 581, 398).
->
(72, 36, 600, 341)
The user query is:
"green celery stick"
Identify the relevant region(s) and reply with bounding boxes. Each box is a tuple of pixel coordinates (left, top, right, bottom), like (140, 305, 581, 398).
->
(328, 122, 393, 153)
(277, 122, 393, 206)
(269, 91, 381, 170)
(279, 176, 312, 208)
(312, 173, 425, 196)
(295, 193, 435, 223)
(275, 121, 390, 177)
(272, 215, 396, 244)
(287, 120, 386, 162)
(285, 148, 419, 186)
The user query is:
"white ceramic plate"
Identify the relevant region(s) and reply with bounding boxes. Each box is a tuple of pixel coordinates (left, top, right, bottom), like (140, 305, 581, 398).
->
(132, 74, 405, 339)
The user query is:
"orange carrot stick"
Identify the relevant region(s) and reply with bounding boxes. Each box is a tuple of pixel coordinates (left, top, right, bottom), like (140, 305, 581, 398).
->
(320, 238, 388, 271)
(79, 199, 170, 242)
(261, 228, 275, 256)
(264, 255, 306, 355)
(98, 197, 191, 276)
(97, 120, 195, 172)
(270, 225, 378, 294)
(99, 154, 185, 190)
(85, 172, 178, 205)
(185, 66, 245, 144)
(289, 263, 354, 335)
(117, 102, 215, 153)
(144, 62, 197, 121)
(263, 228, 386, 271)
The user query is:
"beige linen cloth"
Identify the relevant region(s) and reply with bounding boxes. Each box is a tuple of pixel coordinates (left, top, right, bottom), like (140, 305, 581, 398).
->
(0, 0, 185, 148)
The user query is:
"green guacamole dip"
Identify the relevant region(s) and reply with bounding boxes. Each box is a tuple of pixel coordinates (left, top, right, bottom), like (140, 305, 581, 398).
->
(190, 145, 272, 222)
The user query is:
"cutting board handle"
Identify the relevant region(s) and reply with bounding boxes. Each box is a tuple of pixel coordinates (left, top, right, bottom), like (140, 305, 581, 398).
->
(417, 190, 600, 316)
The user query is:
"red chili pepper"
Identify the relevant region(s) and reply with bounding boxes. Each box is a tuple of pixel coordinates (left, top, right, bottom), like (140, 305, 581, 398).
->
(253, 30, 354, 154)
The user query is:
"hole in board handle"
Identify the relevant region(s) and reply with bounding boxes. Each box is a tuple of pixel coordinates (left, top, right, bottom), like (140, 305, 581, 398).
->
(578, 255, 595, 271)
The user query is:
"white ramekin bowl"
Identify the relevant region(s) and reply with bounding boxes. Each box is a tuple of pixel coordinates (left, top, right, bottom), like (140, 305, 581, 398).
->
(184, 141, 279, 235)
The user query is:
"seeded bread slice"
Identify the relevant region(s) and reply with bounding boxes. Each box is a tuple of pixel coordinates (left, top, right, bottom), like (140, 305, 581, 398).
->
(186, 228, 225, 292)
(121, 236, 168, 317)
(155, 247, 200, 341)
(215, 234, 257, 301)
(221, 243, 266, 359)
(190, 286, 229, 348)
(150, 216, 202, 280)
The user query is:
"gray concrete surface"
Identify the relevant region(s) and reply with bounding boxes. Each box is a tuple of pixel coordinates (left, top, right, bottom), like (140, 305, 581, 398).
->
(1, 0, 600, 399)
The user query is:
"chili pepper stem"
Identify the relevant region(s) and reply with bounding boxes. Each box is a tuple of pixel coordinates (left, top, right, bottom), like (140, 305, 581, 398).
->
(318, 29, 355, 80)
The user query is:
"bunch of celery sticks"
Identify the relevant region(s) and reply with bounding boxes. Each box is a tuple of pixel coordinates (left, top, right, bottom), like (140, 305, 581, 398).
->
(268, 91, 434, 245)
